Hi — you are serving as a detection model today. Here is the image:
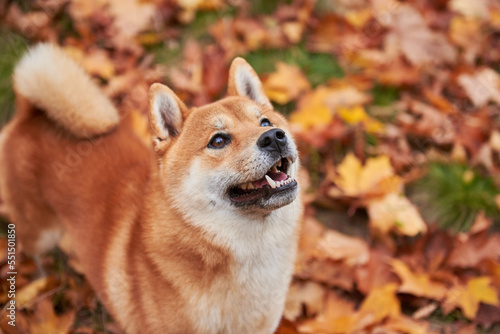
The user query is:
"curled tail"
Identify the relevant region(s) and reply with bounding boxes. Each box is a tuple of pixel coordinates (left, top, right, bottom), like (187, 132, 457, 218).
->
(13, 43, 120, 138)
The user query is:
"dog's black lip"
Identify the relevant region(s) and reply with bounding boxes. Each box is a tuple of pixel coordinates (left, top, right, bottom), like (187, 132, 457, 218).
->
(229, 180, 298, 204)
(231, 155, 295, 187)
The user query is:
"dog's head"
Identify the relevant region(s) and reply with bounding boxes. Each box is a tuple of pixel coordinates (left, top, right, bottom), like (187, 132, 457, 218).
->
(148, 58, 299, 217)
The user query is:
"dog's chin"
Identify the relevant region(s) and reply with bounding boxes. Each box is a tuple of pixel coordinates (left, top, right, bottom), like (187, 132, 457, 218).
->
(228, 181, 299, 213)
(226, 155, 299, 213)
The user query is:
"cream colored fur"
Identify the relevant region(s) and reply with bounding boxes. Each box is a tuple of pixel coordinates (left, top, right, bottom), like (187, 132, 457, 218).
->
(13, 43, 119, 138)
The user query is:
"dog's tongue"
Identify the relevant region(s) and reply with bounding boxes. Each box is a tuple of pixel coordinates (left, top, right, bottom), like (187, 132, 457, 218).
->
(253, 172, 287, 188)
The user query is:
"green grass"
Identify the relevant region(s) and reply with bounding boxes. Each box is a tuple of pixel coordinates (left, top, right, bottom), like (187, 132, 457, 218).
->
(371, 84, 399, 106)
(245, 44, 344, 86)
(0, 29, 27, 126)
(149, 7, 237, 66)
(408, 162, 500, 232)
(250, 0, 293, 15)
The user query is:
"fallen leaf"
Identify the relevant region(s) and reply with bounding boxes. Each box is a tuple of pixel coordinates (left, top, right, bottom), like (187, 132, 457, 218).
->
(313, 230, 370, 266)
(412, 302, 439, 320)
(368, 193, 427, 236)
(263, 62, 311, 104)
(397, 100, 455, 145)
(449, 16, 482, 64)
(299, 290, 363, 334)
(284, 281, 325, 321)
(107, 0, 154, 38)
(359, 283, 401, 322)
(375, 315, 432, 334)
(458, 68, 500, 107)
(303, 259, 356, 291)
(354, 248, 399, 295)
(391, 259, 447, 299)
(331, 153, 402, 198)
(447, 231, 500, 268)
(450, 0, 490, 19)
(27, 298, 76, 334)
(323, 86, 371, 109)
(290, 87, 334, 130)
(456, 324, 477, 334)
(384, 5, 457, 66)
(16, 277, 51, 308)
(275, 318, 300, 334)
(476, 303, 500, 328)
(442, 277, 499, 319)
(337, 105, 384, 133)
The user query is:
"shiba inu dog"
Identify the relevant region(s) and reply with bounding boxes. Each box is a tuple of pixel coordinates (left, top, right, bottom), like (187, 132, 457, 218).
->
(0, 43, 301, 333)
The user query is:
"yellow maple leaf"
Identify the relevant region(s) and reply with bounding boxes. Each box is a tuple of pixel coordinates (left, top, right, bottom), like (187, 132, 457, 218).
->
(367, 193, 427, 236)
(443, 277, 499, 319)
(391, 259, 447, 300)
(337, 105, 384, 134)
(263, 62, 311, 104)
(331, 153, 402, 198)
(290, 87, 334, 129)
(359, 283, 401, 322)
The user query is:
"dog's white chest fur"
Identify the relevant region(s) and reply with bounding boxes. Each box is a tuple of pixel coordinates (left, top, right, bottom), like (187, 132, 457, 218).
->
(184, 204, 299, 334)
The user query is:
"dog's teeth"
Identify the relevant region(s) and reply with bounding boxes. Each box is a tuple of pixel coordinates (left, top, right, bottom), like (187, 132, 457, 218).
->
(265, 175, 276, 189)
(277, 159, 282, 167)
(248, 183, 255, 190)
(241, 183, 248, 190)
(271, 166, 279, 173)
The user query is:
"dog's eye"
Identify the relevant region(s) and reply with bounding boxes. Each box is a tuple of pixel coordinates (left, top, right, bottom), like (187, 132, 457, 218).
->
(260, 118, 272, 127)
(208, 134, 231, 149)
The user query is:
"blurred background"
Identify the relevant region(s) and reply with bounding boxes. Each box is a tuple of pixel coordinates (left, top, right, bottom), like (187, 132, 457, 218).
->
(1, 0, 500, 333)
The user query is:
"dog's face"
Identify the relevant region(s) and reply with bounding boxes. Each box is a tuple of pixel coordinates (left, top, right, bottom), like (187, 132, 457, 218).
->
(148, 58, 299, 216)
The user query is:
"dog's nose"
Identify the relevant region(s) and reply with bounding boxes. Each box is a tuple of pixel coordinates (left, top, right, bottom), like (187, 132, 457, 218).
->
(257, 128, 287, 152)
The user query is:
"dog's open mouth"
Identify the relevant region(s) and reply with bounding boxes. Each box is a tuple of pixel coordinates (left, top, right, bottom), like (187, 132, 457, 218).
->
(229, 157, 297, 203)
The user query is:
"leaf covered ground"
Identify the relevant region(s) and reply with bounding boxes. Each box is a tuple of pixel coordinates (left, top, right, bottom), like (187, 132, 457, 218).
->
(2, 0, 500, 333)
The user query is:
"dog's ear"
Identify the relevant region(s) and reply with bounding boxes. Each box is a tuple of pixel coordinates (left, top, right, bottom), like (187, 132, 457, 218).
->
(148, 83, 188, 153)
(227, 57, 272, 108)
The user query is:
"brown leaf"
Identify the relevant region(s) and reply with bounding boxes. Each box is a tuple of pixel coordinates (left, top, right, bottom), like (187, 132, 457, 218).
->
(312, 230, 370, 266)
(284, 281, 326, 321)
(384, 5, 457, 66)
(306, 259, 356, 291)
(274, 318, 300, 334)
(107, 0, 154, 38)
(447, 231, 500, 268)
(27, 298, 76, 334)
(355, 248, 399, 295)
(475, 303, 500, 328)
(458, 68, 500, 108)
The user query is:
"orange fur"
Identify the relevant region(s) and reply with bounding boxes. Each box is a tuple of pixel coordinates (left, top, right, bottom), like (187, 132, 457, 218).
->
(0, 45, 301, 333)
